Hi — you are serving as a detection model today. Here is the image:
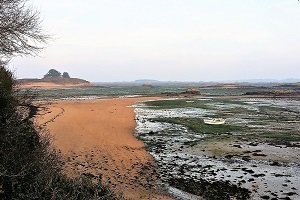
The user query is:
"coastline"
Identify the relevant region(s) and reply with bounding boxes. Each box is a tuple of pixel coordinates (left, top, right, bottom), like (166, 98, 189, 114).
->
(35, 97, 172, 199)
(32, 94, 300, 199)
(19, 82, 92, 89)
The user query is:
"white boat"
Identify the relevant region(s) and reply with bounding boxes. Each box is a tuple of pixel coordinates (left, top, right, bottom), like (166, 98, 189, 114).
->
(204, 118, 226, 125)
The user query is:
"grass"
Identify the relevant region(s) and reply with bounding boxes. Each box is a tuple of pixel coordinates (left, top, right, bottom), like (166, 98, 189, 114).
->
(152, 117, 244, 135)
(145, 99, 210, 109)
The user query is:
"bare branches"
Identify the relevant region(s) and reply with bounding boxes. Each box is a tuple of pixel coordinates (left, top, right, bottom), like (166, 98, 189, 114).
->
(0, 0, 48, 59)
(0, 1, 118, 200)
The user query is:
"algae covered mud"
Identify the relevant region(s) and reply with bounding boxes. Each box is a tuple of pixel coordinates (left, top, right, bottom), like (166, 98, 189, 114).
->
(28, 84, 270, 100)
(32, 84, 300, 199)
(134, 97, 300, 200)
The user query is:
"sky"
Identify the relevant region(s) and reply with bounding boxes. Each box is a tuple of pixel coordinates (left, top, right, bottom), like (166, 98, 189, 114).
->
(10, 0, 300, 82)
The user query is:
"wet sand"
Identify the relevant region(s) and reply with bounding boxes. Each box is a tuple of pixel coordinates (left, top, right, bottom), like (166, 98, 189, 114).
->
(35, 97, 172, 200)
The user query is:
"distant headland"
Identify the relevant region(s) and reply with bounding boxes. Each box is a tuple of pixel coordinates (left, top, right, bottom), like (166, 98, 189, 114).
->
(18, 69, 91, 88)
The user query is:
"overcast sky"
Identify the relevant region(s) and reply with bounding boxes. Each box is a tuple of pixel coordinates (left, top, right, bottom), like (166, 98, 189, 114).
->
(10, 0, 300, 82)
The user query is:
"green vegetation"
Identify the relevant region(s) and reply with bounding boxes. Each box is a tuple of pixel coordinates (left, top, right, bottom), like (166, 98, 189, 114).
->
(0, 67, 117, 200)
(213, 98, 249, 106)
(214, 108, 257, 119)
(257, 105, 299, 122)
(44, 69, 71, 79)
(153, 117, 244, 135)
(145, 98, 250, 110)
(259, 106, 286, 113)
(44, 69, 62, 79)
(145, 99, 210, 109)
(62, 72, 71, 78)
(260, 132, 300, 142)
(148, 99, 300, 145)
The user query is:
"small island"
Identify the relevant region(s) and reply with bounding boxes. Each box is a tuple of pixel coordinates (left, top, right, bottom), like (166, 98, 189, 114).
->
(18, 69, 91, 88)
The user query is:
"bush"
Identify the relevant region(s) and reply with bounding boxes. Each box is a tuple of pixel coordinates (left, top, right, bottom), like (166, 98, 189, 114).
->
(0, 66, 118, 200)
(62, 72, 70, 79)
(43, 69, 62, 79)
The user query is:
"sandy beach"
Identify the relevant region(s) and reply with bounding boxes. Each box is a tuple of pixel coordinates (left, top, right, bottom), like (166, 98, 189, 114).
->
(20, 82, 91, 89)
(35, 97, 172, 200)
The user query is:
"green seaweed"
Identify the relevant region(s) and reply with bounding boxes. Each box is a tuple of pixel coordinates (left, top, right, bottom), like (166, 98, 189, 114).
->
(145, 99, 210, 109)
(212, 98, 249, 106)
(260, 132, 300, 142)
(259, 106, 286, 113)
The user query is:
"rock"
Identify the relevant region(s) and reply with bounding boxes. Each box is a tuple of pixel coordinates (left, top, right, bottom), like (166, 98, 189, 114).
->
(249, 142, 258, 146)
(252, 173, 266, 178)
(242, 156, 251, 161)
(270, 161, 281, 166)
(252, 153, 267, 157)
(233, 144, 242, 148)
(284, 192, 297, 196)
(242, 168, 255, 174)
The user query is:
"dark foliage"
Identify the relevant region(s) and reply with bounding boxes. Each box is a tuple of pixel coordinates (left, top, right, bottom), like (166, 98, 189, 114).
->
(62, 72, 70, 79)
(43, 69, 62, 79)
(0, 65, 117, 200)
(0, 0, 118, 199)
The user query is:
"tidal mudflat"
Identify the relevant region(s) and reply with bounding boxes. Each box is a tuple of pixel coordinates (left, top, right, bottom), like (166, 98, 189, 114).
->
(135, 97, 300, 200)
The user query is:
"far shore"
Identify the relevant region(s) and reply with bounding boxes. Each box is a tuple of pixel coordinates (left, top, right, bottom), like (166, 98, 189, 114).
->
(19, 82, 92, 89)
(35, 97, 173, 200)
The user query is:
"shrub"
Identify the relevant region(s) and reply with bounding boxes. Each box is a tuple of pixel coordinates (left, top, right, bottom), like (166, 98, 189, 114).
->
(0, 66, 118, 199)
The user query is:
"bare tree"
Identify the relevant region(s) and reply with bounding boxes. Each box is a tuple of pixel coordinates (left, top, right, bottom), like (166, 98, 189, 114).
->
(0, 1, 47, 199)
(0, 0, 48, 61)
(0, 2, 118, 199)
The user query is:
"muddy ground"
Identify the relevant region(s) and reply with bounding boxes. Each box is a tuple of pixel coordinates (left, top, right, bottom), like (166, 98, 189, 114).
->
(135, 97, 300, 200)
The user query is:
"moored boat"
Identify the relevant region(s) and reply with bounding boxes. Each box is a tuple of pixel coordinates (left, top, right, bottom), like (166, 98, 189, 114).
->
(204, 118, 226, 125)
